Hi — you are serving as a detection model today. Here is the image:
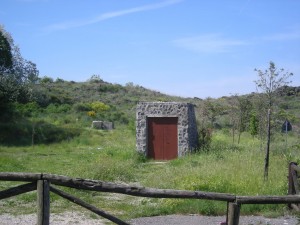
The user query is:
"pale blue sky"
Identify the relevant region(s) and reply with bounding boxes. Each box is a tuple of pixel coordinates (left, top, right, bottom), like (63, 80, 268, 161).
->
(1, 0, 299, 98)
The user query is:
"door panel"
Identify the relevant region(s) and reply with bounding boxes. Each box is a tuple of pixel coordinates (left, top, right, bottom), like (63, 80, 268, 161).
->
(147, 117, 178, 160)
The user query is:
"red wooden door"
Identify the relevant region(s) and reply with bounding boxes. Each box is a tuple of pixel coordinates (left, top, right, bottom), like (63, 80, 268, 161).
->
(147, 117, 178, 160)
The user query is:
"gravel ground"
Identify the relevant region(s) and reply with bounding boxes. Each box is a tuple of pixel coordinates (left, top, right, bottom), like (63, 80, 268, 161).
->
(0, 212, 106, 225)
(0, 213, 299, 225)
(130, 215, 299, 225)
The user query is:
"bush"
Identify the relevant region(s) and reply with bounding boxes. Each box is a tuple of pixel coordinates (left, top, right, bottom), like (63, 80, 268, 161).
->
(14, 102, 41, 117)
(33, 121, 80, 144)
(73, 103, 91, 112)
(40, 76, 54, 83)
(196, 128, 212, 152)
(97, 84, 122, 93)
(0, 119, 80, 146)
(45, 103, 71, 114)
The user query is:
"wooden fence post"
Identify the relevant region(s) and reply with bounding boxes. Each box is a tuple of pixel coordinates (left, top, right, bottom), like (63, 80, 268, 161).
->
(288, 162, 299, 194)
(37, 180, 50, 225)
(288, 162, 300, 211)
(227, 202, 240, 225)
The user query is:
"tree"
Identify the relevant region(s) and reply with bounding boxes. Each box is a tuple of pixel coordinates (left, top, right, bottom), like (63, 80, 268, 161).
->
(237, 96, 252, 144)
(227, 95, 239, 144)
(249, 111, 258, 137)
(229, 95, 253, 144)
(254, 61, 293, 180)
(0, 30, 13, 69)
(0, 25, 39, 115)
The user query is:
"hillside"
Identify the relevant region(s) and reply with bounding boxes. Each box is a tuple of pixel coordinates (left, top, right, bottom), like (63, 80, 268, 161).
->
(1, 76, 300, 146)
(34, 77, 192, 120)
(34, 77, 300, 125)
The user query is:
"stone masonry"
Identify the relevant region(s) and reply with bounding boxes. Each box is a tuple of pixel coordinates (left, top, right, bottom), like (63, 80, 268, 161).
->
(136, 102, 198, 157)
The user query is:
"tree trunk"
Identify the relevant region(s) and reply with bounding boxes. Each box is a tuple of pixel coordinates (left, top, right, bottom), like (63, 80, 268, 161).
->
(232, 126, 235, 144)
(32, 122, 35, 148)
(264, 109, 271, 180)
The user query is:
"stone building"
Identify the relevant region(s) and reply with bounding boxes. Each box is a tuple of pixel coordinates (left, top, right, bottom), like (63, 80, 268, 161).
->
(136, 102, 198, 160)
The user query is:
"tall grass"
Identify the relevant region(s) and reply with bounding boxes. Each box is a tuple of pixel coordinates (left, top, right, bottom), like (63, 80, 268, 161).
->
(0, 127, 299, 219)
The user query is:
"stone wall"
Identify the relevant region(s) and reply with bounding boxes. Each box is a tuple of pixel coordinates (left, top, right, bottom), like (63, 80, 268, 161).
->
(136, 102, 198, 157)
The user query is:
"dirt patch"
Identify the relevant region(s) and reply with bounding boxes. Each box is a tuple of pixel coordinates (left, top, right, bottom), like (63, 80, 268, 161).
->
(0, 212, 106, 225)
(130, 214, 299, 225)
(0, 213, 299, 225)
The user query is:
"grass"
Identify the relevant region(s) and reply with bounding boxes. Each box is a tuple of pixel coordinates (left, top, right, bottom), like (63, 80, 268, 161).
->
(0, 126, 300, 221)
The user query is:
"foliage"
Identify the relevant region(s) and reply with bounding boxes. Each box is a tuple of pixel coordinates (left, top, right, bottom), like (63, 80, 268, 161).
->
(87, 110, 96, 117)
(0, 27, 13, 69)
(254, 61, 293, 180)
(277, 85, 300, 96)
(14, 102, 41, 117)
(249, 111, 258, 137)
(98, 83, 122, 93)
(55, 78, 65, 83)
(87, 74, 103, 83)
(90, 101, 110, 112)
(40, 76, 54, 84)
(45, 103, 71, 114)
(0, 25, 39, 116)
(0, 119, 80, 146)
(73, 102, 91, 112)
(2, 74, 299, 147)
(196, 128, 212, 152)
(255, 61, 293, 108)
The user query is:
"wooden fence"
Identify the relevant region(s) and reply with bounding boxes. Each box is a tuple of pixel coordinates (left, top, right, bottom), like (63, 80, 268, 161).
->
(0, 165, 300, 225)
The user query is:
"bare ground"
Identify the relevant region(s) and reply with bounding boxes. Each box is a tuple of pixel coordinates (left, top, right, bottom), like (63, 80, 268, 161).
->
(0, 212, 299, 225)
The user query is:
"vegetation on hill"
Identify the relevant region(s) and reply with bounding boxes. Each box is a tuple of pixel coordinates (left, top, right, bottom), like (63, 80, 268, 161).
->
(2, 73, 299, 147)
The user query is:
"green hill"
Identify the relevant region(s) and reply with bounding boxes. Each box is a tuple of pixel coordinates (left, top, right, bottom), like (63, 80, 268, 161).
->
(1, 75, 299, 146)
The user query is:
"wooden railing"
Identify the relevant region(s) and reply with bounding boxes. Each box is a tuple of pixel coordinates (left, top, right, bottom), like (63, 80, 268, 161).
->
(1, 169, 300, 225)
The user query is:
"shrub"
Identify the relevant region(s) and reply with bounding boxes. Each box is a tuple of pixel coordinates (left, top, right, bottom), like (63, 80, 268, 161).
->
(40, 76, 54, 83)
(87, 110, 96, 117)
(90, 101, 110, 112)
(73, 103, 91, 112)
(33, 121, 80, 144)
(97, 84, 122, 93)
(55, 78, 65, 83)
(0, 119, 81, 146)
(88, 74, 103, 83)
(45, 103, 71, 114)
(14, 102, 41, 117)
(196, 128, 212, 152)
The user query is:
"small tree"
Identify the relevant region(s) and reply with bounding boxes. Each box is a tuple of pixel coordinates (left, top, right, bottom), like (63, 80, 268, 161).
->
(237, 95, 252, 144)
(249, 111, 258, 137)
(254, 61, 293, 180)
(227, 95, 239, 144)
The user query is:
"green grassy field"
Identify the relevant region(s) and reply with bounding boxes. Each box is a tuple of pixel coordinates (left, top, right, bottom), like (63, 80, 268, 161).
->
(1, 126, 299, 220)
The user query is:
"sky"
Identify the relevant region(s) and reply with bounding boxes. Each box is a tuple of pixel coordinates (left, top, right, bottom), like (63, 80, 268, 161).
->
(1, 0, 300, 98)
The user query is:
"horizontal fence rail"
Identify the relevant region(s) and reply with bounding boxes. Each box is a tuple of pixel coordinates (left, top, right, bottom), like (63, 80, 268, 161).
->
(0, 172, 236, 201)
(0, 169, 300, 225)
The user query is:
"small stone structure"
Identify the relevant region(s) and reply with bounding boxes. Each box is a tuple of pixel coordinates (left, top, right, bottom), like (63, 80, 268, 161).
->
(136, 102, 198, 158)
(92, 121, 114, 130)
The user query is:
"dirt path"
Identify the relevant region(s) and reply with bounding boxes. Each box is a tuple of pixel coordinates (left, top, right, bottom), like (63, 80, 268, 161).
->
(0, 212, 106, 225)
(0, 213, 298, 225)
(130, 215, 299, 225)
